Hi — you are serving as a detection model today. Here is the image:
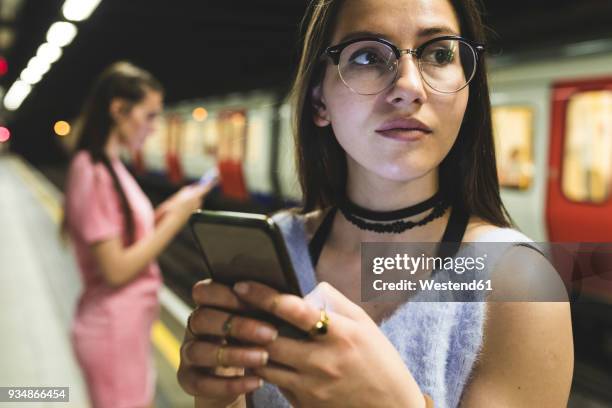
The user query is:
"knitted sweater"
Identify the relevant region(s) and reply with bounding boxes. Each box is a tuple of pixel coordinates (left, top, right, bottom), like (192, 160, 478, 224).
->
(252, 211, 533, 408)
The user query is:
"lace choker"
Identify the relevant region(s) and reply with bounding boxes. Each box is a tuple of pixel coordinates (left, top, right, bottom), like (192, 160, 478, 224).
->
(338, 192, 449, 234)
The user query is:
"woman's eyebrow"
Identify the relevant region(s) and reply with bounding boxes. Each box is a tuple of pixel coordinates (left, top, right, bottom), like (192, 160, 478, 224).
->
(337, 31, 390, 43)
(416, 26, 460, 38)
(336, 26, 460, 44)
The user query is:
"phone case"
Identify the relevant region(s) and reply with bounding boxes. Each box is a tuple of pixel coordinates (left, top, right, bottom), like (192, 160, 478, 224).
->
(189, 210, 308, 339)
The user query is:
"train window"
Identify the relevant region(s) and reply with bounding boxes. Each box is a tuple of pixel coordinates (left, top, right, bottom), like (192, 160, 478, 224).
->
(562, 90, 612, 203)
(492, 106, 535, 190)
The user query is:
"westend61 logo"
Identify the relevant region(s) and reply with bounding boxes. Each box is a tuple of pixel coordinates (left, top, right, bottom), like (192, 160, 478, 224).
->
(371, 253, 487, 275)
(362, 243, 495, 301)
(361, 242, 608, 302)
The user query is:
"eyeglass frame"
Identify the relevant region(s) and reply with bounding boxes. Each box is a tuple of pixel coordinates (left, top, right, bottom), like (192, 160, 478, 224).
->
(322, 35, 486, 94)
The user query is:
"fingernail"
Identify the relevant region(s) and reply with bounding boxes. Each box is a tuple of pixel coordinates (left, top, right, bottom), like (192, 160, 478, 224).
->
(233, 282, 249, 295)
(244, 350, 267, 365)
(256, 326, 278, 342)
(247, 378, 264, 390)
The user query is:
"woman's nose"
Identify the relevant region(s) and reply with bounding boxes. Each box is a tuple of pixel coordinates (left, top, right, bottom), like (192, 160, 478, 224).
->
(384, 55, 428, 106)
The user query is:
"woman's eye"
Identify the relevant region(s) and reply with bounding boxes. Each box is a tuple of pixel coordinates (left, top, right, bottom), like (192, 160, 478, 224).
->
(349, 50, 384, 66)
(423, 47, 455, 65)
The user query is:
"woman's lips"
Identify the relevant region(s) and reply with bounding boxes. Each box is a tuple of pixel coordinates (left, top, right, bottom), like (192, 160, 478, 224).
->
(375, 128, 431, 141)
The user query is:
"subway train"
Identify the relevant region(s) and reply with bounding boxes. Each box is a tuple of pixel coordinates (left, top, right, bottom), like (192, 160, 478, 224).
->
(118, 40, 612, 301)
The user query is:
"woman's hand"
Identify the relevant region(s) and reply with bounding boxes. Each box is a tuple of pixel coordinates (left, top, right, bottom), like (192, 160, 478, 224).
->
(155, 181, 215, 224)
(232, 281, 427, 408)
(177, 279, 279, 408)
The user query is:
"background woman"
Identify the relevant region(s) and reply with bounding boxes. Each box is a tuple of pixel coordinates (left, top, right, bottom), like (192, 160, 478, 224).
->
(64, 61, 213, 408)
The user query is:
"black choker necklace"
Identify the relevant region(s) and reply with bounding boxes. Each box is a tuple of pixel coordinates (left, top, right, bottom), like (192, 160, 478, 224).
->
(339, 192, 449, 234)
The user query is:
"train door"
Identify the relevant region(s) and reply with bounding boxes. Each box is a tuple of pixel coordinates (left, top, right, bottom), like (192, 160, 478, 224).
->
(491, 84, 550, 241)
(547, 77, 612, 242)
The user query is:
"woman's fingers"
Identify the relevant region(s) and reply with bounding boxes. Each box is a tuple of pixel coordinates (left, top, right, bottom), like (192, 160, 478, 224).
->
(192, 279, 247, 311)
(181, 339, 269, 368)
(233, 281, 347, 336)
(189, 307, 278, 344)
(265, 335, 316, 370)
(252, 364, 300, 392)
(178, 365, 263, 398)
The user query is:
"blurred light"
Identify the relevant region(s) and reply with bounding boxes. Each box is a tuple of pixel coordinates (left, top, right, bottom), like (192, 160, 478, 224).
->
(4, 80, 31, 111)
(62, 0, 102, 22)
(0, 28, 15, 50)
(0, 57, 7, 76)
(54, 121, 71, 137)
(46, 22, 77, 48)
(20, 67, 43, 85)
(230, 112, 246, 126)
(36, 43, 62, 64)
(0, 127, 10, 143)
(192, 107, 208, 122)
(26, 56, 51, 77)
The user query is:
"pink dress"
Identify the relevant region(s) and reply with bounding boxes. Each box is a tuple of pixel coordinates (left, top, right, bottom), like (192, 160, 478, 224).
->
(65, 151, 162, 408)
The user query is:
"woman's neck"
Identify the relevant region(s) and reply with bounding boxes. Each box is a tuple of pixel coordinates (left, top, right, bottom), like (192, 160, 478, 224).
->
(104, 131, 121, 159)
(345, 165, 439, 211)
(333, 166, 448, 248)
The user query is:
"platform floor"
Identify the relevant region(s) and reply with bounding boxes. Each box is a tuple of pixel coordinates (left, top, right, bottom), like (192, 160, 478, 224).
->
(0, 154, 192, 408)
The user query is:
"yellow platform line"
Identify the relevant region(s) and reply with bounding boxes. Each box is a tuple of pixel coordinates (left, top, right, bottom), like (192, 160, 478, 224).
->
(152, 321, 181, 370)
(9, 157, 63, 224)
(10, 155, 183, 370)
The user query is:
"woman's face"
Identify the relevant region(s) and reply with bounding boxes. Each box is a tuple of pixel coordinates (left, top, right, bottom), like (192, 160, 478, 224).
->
(315, 0, 468, 186)
(114, 89, 163, 151)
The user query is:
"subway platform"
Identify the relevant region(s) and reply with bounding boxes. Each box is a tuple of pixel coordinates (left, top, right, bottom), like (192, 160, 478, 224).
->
(0, 153, 193, 408)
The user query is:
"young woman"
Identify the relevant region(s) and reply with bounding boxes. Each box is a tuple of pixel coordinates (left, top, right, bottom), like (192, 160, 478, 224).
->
(64, 62, 213, 408)
(177, 0, 573, 407)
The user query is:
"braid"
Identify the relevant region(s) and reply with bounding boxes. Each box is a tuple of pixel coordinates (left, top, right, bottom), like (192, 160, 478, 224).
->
(95, 153, 136, 245)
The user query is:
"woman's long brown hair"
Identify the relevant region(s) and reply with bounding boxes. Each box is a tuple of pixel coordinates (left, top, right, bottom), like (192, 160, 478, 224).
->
(64, 61, 163, 244)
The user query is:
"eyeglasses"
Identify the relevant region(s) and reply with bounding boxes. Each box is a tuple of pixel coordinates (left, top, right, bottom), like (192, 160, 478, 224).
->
(323, 36, 485, 95)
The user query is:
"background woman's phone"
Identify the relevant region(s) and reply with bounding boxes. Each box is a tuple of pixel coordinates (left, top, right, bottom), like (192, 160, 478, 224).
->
(189, 210, 308, 339)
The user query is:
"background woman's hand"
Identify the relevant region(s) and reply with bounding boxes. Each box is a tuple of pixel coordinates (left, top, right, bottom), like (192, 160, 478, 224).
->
(177, 279, 279, 408)
(232, 281, 426, 408)
(155, 181, 216, 224)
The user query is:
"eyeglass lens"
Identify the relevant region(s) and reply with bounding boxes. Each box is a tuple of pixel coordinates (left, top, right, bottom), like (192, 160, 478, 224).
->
(337, 39, 477, 94)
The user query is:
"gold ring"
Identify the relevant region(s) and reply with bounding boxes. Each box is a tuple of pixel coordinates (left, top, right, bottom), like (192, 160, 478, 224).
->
(187, 309, 197, 337)
(216, 344, 228, 367)
(308, 309, 330, 338)
(221, 314, 235, 339)
(269, 296, 280, 314)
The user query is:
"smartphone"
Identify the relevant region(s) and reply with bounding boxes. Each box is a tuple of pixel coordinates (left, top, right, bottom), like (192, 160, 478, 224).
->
(189, 210, 308, 339)
(198, 167, 219, 186)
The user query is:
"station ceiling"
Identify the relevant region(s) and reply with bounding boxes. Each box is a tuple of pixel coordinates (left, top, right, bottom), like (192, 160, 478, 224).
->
(2, 0, 612, 162)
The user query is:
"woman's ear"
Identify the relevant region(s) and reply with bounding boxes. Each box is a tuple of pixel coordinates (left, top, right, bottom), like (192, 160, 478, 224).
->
(109, 98, 130, 122)
(311, 84, 331, 127)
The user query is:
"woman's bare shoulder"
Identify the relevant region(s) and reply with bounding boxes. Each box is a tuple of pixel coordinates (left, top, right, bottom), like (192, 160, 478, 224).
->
(302, 208, 328, 240)
(463, 215, 504, 242)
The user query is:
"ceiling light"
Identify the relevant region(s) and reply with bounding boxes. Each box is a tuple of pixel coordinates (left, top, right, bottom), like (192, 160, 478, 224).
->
(4, 80, 32, 111)
(36, 43, 63, 64)
(20, 67, 43, 85)
(46, 21, 77, 48)
(62, 0, 102, 22)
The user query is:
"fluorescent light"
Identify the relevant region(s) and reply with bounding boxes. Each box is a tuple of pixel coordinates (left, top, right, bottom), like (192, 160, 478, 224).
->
(4, 80, 32, 111)
(36, 43, 62, 64)
(62, 0, 102, 22)
(46, 21, 77, 48)
(27, 56, 51, 77)
(20, 67, 43, 85)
